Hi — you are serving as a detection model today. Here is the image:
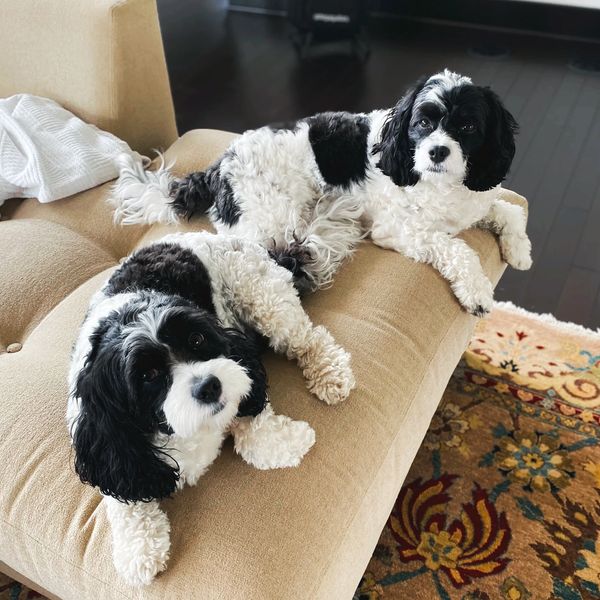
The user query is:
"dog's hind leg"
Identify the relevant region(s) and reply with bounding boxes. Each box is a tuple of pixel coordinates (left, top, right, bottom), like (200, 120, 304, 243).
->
(224, 243, 356, 404)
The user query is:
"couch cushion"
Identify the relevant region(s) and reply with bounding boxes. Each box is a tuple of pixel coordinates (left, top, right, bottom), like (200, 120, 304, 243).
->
(0, 128, 525, 599)
(0, 220, 115, 351)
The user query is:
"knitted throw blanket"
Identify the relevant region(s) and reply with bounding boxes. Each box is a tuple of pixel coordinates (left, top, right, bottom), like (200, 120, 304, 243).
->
(0, 94, 144, 207)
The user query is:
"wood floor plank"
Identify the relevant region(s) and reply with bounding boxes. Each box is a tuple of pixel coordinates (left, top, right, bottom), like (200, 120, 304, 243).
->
(522, 207, 589, 315)
(555, 267, 600, 327)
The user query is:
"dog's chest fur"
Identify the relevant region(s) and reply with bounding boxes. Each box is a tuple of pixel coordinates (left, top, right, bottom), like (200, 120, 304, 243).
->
(358, 169, 497, 235)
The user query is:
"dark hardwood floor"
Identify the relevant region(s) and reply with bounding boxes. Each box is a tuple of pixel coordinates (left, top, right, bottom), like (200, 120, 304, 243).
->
(157, 0, 600, 328)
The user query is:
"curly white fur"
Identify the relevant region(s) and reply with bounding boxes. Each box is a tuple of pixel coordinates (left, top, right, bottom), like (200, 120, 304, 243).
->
(231, 403, 316, 469)
(104, 497, 171, 587)
(109, 153, 179, 226)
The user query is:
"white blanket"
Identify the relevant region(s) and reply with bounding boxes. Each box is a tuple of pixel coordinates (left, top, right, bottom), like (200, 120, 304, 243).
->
(0, 94, 145, 207)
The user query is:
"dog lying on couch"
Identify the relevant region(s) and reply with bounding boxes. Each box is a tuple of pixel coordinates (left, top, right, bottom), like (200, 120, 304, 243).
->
(112, 70, 532, 317)
(67, 231, 355, 586)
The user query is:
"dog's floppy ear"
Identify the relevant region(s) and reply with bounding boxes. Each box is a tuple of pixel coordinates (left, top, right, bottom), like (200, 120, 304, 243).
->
(373, 78, 427, 187)
(464, 87, 518, 192)
(72, 340, 179, 503)
(225, 328, 268, 418)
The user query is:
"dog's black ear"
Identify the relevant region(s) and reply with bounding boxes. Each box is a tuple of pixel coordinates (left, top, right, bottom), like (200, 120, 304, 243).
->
(225, 329, 268, 418)
(374, 78, 427, 187)
(464, 87, 518, 192)
(72, 342, 179, 503)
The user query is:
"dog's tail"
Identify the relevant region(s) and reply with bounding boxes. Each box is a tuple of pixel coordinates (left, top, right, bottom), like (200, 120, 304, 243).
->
(110, 153, 214, 225)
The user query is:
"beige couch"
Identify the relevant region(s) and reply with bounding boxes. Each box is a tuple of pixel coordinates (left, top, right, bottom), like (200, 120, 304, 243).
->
(0, 1, 526, 598)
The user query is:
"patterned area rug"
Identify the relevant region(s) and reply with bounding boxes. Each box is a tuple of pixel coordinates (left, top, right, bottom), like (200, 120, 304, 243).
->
(356, 301, 600, 600)
(2, 303, 599, 600)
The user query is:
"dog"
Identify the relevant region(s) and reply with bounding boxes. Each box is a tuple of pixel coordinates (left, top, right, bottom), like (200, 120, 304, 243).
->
(67, 231, 354, 586)
(111, 70, 532, 316)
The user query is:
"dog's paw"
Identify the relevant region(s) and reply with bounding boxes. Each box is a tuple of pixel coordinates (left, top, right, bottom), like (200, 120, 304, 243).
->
(105, 498, 170, 586)
(303, 331, 355, 404)
(500, 233, 532, 270)
(232, 406, 315, 469)
(453, 276, 494, 318)
(307, 360, 355, 405)
(115, 551, 168, 587)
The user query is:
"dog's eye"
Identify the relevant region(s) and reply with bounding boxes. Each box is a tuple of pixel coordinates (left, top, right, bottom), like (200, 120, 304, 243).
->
(418, 118, 431, 129)
(188, 332, 205, 350)
(142, 368, 162, 383)
(461, 123, 475, 133)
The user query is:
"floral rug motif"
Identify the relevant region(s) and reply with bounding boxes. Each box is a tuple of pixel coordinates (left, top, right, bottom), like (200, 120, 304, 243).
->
(356, 302, 600, 600)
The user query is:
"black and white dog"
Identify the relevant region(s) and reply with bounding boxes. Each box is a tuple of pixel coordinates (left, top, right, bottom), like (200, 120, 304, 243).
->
(112, 70, 532, 316)
(67, 232, 354, 586)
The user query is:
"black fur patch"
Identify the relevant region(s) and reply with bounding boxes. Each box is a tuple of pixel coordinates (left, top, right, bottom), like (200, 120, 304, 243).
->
(106, 243, 215, 313)
(268, 242, 313, 293)
(373, 78, 427, 188)
(212, 176, 241, 226)
(227, 329, 269, 418)
(170, 156, 241, 226)
(73, 317, 179, 502)
(308, 112, 370, 188)
(169, 172, 211, 219)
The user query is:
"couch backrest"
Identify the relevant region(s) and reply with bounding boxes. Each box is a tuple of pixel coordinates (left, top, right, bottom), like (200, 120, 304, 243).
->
(0, 0, 178, 156)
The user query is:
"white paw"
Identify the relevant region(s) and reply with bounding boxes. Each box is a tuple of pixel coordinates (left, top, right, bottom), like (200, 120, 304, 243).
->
(232, 405, 315, 469)
(306, 343, 356, 405)
(105, 498, 170, 587)
(452, 275, 494, 317)
(114, 550, 168, 587)
(298, 327, 356, 405)
(500, 233, 532, 270)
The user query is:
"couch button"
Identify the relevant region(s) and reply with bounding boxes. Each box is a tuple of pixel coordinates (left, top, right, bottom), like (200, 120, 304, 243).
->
(6, 342, 22, 353)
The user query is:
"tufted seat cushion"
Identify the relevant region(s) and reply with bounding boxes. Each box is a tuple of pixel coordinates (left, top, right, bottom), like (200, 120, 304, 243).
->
(0, 129, 526, 600)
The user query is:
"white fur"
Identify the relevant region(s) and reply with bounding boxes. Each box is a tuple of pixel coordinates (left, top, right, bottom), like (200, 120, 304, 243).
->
(413, 130, 467, 183)
(231, 403, 316, 469)
(110, 153, 179, 226)
(110, 71, 532, 316)
(104, 497, 171, 586)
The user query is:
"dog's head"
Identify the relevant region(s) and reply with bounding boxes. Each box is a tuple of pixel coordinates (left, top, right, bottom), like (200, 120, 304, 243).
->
(374, 69, 518, 191)
(70, 292, 252, 503)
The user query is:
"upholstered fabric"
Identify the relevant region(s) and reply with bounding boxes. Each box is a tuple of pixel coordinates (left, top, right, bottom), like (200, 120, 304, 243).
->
(0, 126, 527, 599)
(0, 0, 178, 156)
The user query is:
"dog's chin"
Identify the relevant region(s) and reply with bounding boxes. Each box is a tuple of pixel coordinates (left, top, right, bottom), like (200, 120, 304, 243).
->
(417, 164, 464, 185)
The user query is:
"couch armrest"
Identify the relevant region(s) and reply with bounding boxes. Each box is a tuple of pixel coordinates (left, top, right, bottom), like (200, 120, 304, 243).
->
(0, 0, 177, 155)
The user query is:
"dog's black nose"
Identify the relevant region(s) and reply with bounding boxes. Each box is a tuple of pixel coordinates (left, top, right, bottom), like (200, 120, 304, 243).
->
(429, 146, 450, 163)
(192, 375, 222, 404)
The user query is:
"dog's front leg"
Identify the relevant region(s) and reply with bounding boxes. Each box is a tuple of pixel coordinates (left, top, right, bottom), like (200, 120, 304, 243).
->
(231, 256, 355, 405)
(104, 496, 170, 586)
(371, 223, 494, 316)
(230, 402, 316, 470)
(479, 199, 532, 270)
